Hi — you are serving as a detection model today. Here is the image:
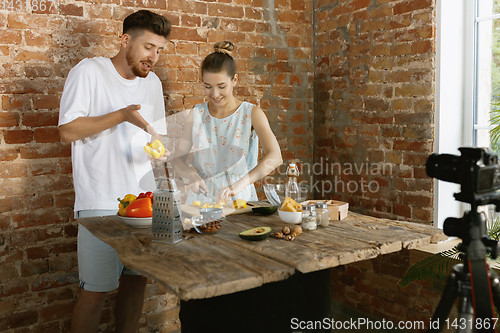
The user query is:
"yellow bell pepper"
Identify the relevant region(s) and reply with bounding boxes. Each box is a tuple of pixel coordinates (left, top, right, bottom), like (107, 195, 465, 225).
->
(144, 140, 165, 159)
(117, 194, 137, 217)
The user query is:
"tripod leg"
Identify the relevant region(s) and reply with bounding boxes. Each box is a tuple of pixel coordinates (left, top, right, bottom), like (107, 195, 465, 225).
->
(456, 283, 474, 333)
(428, 269, 460, 332)
(489, 269, 500, 311)
(489, 270, 500, 333)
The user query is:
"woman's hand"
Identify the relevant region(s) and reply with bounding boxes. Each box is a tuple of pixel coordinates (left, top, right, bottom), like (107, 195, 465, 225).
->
(188, 172, 209, 195)
(217, 186, 234, 205)
(216, 180, 246, 204)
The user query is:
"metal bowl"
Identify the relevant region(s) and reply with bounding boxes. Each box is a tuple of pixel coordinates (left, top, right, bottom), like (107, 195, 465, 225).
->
(199, 207, 223, 220)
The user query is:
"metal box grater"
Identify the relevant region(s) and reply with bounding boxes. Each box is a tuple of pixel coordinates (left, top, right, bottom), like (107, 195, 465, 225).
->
(152, 178, 183, 244)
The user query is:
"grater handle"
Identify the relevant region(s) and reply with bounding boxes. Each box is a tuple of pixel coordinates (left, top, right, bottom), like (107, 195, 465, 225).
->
(157, 177, 178, 191)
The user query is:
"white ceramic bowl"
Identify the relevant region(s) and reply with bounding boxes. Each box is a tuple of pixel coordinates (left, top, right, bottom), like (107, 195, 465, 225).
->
(118, 216, 152, 228)
(278, 209, 302, 224)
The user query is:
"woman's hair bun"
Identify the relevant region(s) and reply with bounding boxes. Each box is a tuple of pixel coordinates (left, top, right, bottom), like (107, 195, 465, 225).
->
(214, 41, 234, 56)
(202, 41, 236, 76)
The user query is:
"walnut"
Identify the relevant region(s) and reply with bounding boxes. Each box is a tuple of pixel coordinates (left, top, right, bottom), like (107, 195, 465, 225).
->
(291, 226, 302, 236)
(282, 226, 291, 235)
(275, 232, 284, 239)
(286, 234, 295, 241)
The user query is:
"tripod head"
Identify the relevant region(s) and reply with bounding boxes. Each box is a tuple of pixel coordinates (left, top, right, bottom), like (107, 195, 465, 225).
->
(427, 147, 500, 260)
(443, 210, 499, 262)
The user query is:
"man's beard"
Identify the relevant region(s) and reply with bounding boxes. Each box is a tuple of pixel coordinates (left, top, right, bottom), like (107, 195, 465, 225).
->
(126, 51, 151, 78)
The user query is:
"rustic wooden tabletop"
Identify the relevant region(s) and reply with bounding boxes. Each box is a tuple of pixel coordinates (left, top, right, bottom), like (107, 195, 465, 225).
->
(77, 205, 447, 301)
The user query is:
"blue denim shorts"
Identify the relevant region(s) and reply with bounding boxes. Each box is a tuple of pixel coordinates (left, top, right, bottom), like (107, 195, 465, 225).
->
(76, 210, 140, 292)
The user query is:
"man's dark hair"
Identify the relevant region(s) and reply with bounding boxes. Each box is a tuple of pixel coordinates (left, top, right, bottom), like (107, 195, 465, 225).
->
(123, 10, 172, 39)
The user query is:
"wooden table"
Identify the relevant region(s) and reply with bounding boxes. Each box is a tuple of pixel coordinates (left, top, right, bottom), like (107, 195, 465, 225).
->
(77, 208, 447, 301)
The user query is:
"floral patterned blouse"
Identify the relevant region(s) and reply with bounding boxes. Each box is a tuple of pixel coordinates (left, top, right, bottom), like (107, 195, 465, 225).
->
(185, 101, 259, 203)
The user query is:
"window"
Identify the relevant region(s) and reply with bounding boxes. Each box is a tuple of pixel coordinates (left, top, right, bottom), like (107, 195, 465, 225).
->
(473, 0, 500, 221)
(429, 1, 500, 227)
(474, 0, 500, 152)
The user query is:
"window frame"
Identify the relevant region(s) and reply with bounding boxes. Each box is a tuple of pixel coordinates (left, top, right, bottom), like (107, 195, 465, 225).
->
(434, 0, 475, 228)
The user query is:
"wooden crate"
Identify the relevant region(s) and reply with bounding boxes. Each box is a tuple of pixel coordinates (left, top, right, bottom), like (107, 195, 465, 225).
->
(300, 200, 349, 220)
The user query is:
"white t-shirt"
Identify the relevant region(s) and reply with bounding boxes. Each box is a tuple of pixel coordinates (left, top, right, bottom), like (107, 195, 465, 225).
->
(59, 57, 167, 212)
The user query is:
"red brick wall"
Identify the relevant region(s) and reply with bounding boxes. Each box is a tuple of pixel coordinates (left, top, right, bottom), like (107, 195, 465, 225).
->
(313, 0, 435, 224)
(313, 0, 443, 330)
(0, 1, 313, 332)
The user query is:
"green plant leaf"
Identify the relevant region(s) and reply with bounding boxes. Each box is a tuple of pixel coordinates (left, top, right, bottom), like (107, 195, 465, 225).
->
(398, 246, 461, 288)
(490, 101, 500, 147)
(490, 260, 500, 272)
(487, 214, 500, 241)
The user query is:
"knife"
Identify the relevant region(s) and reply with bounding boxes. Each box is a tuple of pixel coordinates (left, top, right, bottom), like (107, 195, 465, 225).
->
(199, 187, 216, 202)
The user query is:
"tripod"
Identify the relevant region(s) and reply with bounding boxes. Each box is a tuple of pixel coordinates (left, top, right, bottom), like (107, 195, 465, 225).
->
(428, 208, 500, 333)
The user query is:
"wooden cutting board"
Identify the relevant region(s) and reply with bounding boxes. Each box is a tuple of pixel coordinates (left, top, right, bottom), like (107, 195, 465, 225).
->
(181, 201, 263, 218)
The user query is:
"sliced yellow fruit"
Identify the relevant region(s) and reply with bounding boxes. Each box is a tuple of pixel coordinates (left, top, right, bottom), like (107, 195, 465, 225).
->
(200, 202, 213, 209)
(144, 140, 166, 159)
(233, 199, 247, 209)
(192, 200, 201, 207)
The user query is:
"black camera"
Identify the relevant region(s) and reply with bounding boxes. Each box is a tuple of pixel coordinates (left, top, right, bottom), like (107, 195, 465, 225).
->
(426, 147, 500, 205)
(425, 147, 500, 327)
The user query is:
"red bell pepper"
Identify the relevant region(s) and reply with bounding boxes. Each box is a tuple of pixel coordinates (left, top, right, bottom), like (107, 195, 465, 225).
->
(126, 197, 153, 218)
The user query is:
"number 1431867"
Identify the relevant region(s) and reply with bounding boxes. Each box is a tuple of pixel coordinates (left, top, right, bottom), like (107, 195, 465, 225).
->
(1, 0, 55, 12)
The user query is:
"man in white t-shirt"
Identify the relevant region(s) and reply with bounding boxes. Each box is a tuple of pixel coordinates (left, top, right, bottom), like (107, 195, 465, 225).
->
(58, 10, 171, 333)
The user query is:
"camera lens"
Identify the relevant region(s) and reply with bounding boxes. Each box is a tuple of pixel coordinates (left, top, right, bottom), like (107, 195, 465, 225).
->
(484, 152, 498, 165)
(443, 217, 465, 238)
(426, 153, 461, 184)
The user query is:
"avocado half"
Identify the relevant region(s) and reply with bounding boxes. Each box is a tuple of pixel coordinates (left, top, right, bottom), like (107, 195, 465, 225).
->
(252, 206, 278, 216)
(239, 226, 272, 241)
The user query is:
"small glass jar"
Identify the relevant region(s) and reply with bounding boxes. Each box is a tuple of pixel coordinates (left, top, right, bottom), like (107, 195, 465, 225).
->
(301, 204, 317, 230)
(315, 202, 330, 227)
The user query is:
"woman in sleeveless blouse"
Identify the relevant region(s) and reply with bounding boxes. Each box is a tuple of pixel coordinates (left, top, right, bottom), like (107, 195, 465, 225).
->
(172, 41, 282, 205)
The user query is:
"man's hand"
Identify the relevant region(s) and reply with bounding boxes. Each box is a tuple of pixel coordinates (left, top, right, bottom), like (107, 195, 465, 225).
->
(120, 104, 150, 132)
(59, 104, 155, 143)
